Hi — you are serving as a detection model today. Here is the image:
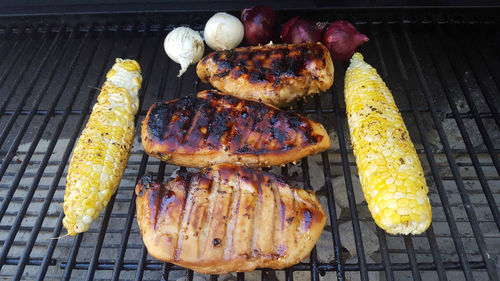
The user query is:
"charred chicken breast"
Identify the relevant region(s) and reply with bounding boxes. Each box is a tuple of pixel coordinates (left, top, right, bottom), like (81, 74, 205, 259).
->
(135, 164, 326, 274)
(196, 42, 334, 107)
(141, 90, 331, 168)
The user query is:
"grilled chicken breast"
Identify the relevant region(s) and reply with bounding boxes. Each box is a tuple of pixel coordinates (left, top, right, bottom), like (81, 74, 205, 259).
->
(141, 90, 331, 168)
(135, 164, 326, 274)
(196, 42, 334, 107)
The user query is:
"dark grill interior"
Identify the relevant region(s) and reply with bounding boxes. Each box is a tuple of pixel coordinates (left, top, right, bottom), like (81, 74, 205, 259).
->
(0, 9, 499, 281)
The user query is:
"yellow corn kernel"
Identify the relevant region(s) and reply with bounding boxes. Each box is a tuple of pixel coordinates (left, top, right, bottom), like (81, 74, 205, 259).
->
(63, 58, 142, 235)
(344, 53, 431, 235)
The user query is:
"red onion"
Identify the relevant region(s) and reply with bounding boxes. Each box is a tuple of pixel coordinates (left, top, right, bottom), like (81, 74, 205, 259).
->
(322, 20, 369, 62)
(280, 17, 324, 44)
(241, 5, 276, 45)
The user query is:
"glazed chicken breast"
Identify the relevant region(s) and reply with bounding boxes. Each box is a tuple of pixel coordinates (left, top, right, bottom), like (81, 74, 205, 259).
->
(141, 90, 331, 168)
(196, 42, 334, 107)
(135, 164, 326, 274)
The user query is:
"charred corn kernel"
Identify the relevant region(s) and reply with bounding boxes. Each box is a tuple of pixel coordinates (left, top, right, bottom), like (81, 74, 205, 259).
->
(344, 53, 431, 235)
(63, 58, 142, 235)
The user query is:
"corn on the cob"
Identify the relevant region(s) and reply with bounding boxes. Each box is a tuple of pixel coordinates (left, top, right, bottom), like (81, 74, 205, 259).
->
(63, 58, 142, 235)
(344, 53, 431, 235)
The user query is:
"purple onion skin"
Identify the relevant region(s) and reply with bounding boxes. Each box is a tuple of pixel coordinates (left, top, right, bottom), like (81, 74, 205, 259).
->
(280, 17, 323, 44)
(323, 20, 369, 62)
(241, 5, 276, 45)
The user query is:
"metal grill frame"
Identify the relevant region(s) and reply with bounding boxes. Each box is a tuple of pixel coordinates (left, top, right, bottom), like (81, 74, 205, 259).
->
(0, 8, 499, 281)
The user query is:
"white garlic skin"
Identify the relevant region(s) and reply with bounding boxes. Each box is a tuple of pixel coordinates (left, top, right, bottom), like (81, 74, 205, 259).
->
(204, 12, 244, 51)
(164, 27, 205, 77)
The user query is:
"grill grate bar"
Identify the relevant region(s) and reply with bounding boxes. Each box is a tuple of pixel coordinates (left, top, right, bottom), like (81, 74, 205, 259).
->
(331, 63, 369, 281)
(84, 23, 148, 281)
(424, 227, 447, 281)
(0, 26, 11, 58)
(285, 268, 293, 281)
(112, 153, 149, 281)
(403, 236, 422, 281)
(392, 23, 498, 280)
(142, 43, 178, 280)
(62, 232, 83, 281)
(366, 24, 399, 281)
(37, 210, 65, 280)
(10, 24, 92, 281)
(313, 95, 345, 280)
(393, 26, 450, 281)
(262, 269, 270, 281)
(2, 258, 57, 266)
(296, 101, 321, 281)
(135, 246, 148, 281)
(5, 108, 497, 117)
(111, 25, 165, 281)
(84, 167, 119, 280)
(375, 227, 394, 281)
(58, 260, 489, 271)
(160, 263, 172, 281)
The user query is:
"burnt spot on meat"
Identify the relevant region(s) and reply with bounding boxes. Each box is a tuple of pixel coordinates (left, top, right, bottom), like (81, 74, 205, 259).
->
(213, 238, 221, 247)
(147, 182, 164, 230)
(214, 70, 230, 78)
(235, 144, 251, 154)
(207, 42, 326, 85)
(301, 209, 312, 232)
(139, 174, 153, 192)
(145, 90, 319, 156)
(280, 200, 286, 231)
(232, 66, 248, 79)
(249, 71, 269, 83)
(217, 59, 234, 70)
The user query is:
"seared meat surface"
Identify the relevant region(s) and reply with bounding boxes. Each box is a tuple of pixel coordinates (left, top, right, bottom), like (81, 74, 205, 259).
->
(135, 164, 326, 274)
(196, 42, 334, 107)
(141, 90, 331, 168)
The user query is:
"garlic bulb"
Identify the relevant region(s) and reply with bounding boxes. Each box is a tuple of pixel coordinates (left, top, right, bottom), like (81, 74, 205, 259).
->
(164, 27, 204, 77)
(204, 12, 244, 51)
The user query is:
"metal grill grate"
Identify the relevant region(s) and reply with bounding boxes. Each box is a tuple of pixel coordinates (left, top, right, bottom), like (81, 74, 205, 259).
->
(0, 11, 499, 281)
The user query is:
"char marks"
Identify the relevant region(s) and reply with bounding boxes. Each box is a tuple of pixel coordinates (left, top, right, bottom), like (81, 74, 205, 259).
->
(135, 164, 326, 274)
(208, 43, 321, 84)
(145, 90, 319, 155)
(196, 42, 334, 107)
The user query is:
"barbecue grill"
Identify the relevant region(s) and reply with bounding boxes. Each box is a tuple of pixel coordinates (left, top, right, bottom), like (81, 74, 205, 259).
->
(0, 2, 499, 281)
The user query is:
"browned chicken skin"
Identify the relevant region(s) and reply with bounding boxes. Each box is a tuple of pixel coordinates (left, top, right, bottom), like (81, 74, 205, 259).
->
(196, 42, 334, 107)
(141, 90, 331, 168)
(135, 164, 326, 274)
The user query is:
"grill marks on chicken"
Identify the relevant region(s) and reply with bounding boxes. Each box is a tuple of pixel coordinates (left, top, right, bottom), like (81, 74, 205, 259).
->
(135, 164, 326, 274)
(142, 90, 331, 168)
(197, 42, 334, 107)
